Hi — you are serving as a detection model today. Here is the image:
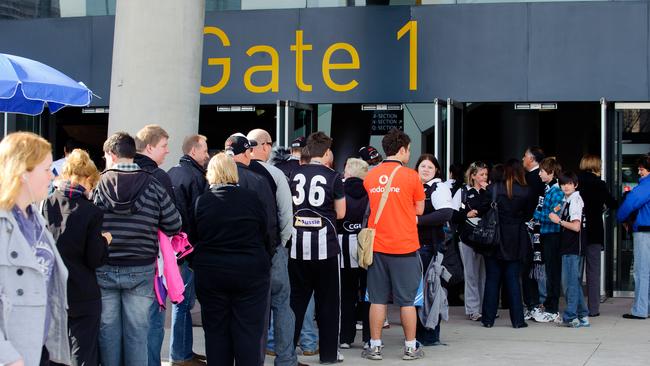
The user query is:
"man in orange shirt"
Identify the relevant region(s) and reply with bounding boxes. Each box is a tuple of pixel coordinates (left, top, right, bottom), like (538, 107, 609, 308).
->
(362, 128, 425, 361)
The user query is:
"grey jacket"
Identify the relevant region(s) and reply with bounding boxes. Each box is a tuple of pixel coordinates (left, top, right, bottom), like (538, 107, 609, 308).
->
(418, 253, 450, 330)
(259, 161, 293, 245)
(0, 208, 71, 366)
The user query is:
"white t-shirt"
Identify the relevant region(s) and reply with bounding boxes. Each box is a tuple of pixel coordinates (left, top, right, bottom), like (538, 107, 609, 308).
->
(427, 178, 453, 210)
(563, 191, 584, 222)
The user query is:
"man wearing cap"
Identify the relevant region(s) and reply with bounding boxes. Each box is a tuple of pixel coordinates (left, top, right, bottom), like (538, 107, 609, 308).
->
(359, 146, 383, 169)
(276, 137, 306, 178)
(225, 133, 278, 259)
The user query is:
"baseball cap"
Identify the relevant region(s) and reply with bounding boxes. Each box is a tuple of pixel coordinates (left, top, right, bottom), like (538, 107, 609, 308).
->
(225, 133, 257, 155)
(359, 146, 380, 162)
(291, 136, 306, 149)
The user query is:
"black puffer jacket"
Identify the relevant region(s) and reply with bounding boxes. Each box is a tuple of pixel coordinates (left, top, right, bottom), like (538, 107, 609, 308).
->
(168, 155, 208, 244)
(577, 171, 618, 246)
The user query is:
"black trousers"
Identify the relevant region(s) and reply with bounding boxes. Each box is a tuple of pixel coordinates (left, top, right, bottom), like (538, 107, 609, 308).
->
(521, 255, 541, 309)
(585, 243, 602, 315)
(68, 301, 101, 366)
(482, 257, 525, 327)
(542, 233, 562, 313)
(289, 257, 340, 363)
(358, 269, 370, 343)
(340, 267, 363, 345)
(195, 267, 270, 366)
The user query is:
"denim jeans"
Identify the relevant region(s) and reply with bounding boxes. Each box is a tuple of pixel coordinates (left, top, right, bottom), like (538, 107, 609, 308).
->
(266, 247, 298, 366)
(147, 300, 165, 365)
(561, 255, 588, 322)
(299, 296, 318, 351)
(169, 262, 197, 362)
(96, 264, 155, 366)
(632, 232, 650, 318)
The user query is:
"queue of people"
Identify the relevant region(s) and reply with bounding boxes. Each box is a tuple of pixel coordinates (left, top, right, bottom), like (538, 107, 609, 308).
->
(1, 125, 649, 366)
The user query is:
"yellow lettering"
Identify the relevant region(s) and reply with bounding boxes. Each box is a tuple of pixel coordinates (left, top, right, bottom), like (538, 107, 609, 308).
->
(322, 43, 360, 92)
(201, 26, 231, 95)
(244, 45, 280, 93)
(290, 30, 313, 92)
(397, 20, 417, 91)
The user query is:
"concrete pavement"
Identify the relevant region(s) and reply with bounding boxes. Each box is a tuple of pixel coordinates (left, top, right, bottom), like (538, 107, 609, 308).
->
(161, 297, 650, 366)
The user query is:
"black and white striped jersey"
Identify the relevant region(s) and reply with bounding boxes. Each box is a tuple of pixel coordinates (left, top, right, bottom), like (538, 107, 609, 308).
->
(289, 163, 344, 260)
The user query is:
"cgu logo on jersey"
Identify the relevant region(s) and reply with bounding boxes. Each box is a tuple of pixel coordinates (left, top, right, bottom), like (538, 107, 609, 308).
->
(343, 221, 362, 233)
(295, 216, 323, 228)
(369, 174, 401, 194)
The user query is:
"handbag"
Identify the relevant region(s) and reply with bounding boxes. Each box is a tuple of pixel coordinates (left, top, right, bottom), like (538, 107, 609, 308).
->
(462, 185, 501, 251)
(358, 165, 401, 269)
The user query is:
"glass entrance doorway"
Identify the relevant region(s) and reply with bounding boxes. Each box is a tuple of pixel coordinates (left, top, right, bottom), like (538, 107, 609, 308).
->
(611, 103, 650, 297)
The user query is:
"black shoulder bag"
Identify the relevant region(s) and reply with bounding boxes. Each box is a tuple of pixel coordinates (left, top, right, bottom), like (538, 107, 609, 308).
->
(463, 185, 501, 251)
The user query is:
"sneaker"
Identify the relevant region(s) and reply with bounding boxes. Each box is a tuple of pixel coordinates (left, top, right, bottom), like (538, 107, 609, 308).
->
(362, 345, 383, 360)
(340, 343, 351, 349)
(402, 342, 425, 360)
(534, 311, 560, 323)
(579, 316, 590, 327)
(563, 318, 581, 328)
(320, 352, 344, 364)
(383, 319, 390, 329)
(524, 309, 532, 320)
(362, 342, 370, 350)
(469, 313, 482, 321)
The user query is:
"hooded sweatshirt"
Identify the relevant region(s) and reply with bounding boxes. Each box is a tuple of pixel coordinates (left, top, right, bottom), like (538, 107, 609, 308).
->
(337, 177, 368, 269)
(94, 165, 181, 266)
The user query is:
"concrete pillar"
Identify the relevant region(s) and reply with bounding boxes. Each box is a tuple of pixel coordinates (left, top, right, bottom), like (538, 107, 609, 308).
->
(108, 0, 206, 169)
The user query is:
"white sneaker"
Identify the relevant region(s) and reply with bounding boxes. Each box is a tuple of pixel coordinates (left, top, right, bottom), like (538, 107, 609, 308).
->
(534, 311, 560, 323)
(524, 309, 532, 320)
(526, 307, 542, 321)
(340, 343, 351, 349)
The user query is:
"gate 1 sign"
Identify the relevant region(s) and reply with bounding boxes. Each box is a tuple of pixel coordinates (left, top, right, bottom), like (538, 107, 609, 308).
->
(370, 110, 404, 135)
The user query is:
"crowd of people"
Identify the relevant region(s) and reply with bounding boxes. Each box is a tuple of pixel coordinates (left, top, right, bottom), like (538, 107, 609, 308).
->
(1, 126, 649, 366)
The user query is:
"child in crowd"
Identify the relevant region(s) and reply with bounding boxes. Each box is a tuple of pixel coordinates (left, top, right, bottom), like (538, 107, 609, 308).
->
(549, 171, 590, 328)
(533, 157, 565, 323)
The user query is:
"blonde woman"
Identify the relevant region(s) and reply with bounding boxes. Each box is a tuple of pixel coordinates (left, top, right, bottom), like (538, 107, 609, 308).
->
(453, 161, 488, 321)
(0, 132, 70, 366)
(577, 154, 617, 317)
(42, 149, 111, 366)
(192, 153, 272, 366)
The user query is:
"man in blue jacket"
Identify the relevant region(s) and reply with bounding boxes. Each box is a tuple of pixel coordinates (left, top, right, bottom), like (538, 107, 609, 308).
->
(618, 154, 650, 320)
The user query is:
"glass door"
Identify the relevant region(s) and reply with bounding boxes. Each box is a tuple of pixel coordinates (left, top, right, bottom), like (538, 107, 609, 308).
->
(612, 103, 650, 297)
(276, 100, 315, 148)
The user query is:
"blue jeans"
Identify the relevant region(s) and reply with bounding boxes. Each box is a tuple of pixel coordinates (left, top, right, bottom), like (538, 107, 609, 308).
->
(268, 295, 318, 353)
(147, 299, 165, 365)
(97, 264, 155, 366)
(169, 262, 197, 362)
(561, 255, 588, 322)
(266, 247, 298, 366)
(632, 232, 650, 317)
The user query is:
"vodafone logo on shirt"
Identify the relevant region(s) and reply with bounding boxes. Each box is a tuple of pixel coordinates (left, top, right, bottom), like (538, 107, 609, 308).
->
(369, 174, 402, 193)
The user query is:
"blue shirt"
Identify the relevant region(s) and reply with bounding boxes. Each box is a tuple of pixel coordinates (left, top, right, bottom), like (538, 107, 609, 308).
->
(533, 182, 564, 234)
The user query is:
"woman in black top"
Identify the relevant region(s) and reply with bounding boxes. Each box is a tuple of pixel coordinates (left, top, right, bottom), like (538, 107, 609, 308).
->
(192, 153, 271, 366)
(415, 154, 453, 345)
(480, 159, 533, 328)
(577, 154, 617, 316)
(43, 149, 111, 366)
(453, 161, 488, 321)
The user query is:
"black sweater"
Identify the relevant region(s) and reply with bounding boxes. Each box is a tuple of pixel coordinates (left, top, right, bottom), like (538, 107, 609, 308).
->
(192, 185, 271, 277)
(43, 187, 109, 315)
(577, 171, 618, 245)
